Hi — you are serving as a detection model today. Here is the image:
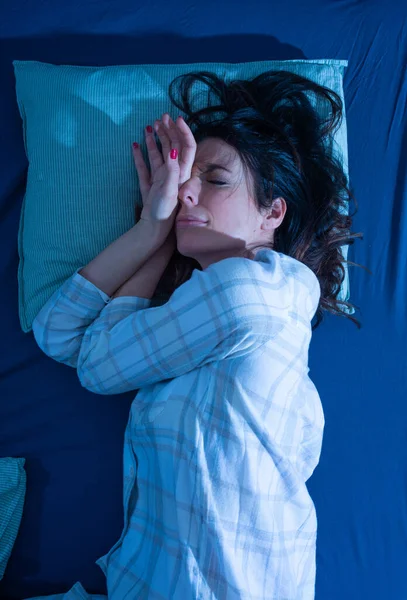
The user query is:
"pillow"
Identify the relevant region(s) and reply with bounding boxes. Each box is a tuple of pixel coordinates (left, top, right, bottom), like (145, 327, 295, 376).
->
(0, 457, 26, 580)
(13, 58, 352, 333)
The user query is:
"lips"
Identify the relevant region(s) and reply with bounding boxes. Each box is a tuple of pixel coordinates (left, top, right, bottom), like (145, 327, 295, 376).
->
(176, 217, 207, 223)
(177, 219, 207, 224)
(176, 220, 207, 228)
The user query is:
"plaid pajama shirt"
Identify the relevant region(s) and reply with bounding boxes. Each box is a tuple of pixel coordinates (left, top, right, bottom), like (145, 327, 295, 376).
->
(29, 248, 324, 600)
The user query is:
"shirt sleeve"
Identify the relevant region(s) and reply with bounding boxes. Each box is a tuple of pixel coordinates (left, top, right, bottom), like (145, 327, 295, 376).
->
(76, 256, 290, 395)
(32, 267, 152, 369)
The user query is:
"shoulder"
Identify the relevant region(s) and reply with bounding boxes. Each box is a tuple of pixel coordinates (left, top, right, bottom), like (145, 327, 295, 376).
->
(171, 250, 320, 323)
(189, 252, 294, 322)
(182, 250, 298, 304)
(259, 250, 321, 322)
(271, 251, 320, 293)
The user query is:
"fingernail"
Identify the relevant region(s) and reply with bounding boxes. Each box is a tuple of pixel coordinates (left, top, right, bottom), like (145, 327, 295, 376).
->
(132, 142, 139, 149)
(146, 125, 153, 133)
(170, 149, 178, 160)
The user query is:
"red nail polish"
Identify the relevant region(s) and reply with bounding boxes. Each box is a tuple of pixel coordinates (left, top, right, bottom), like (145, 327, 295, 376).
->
(132, 142, 139, 149)
(170, 149, 178, 160)
(146, 125, 153, 133)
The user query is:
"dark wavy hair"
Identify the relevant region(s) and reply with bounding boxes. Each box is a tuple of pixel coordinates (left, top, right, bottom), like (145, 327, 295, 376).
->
(142, 69, 370, 330)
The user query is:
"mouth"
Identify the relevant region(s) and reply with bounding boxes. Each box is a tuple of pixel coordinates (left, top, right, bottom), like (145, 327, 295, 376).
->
(176, 220, 208, 228)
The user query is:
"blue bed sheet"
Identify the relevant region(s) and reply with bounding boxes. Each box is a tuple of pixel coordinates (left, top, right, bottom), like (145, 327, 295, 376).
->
(0, 2, 406, 599)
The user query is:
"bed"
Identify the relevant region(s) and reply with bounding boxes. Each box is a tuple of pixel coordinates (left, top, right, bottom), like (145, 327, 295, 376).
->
(0, 1, 405, 599)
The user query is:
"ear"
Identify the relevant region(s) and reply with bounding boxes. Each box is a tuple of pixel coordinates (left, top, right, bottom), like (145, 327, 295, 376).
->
(261, 197, 287, 231)
(269, 196, 287, 229)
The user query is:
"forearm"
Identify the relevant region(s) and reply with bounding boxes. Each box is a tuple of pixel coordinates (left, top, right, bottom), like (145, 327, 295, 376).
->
(78, 220, 163, 297)
(111, 242, 173, 300)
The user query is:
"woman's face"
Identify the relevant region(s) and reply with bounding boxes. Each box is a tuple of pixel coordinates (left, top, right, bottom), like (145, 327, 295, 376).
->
(175, 137, 287, 270)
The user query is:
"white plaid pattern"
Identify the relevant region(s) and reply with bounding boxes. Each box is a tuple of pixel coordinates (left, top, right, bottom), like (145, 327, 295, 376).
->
(31, 248, 324, 600)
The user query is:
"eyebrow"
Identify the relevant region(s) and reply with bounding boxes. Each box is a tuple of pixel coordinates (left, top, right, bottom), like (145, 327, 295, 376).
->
(199, 163, 233, 174)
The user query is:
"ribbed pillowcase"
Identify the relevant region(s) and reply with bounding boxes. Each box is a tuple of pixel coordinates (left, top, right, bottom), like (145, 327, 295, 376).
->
(0, 457, 26, 580)
(13, 58, 352, 332)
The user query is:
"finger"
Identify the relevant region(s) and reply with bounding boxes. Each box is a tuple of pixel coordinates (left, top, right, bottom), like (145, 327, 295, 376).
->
(145, 125, 164, 177)
(175, 116, 197, 185)
(154, 119, 171, 158)
(162, 113, 182, 154)
(132, 143, 151, 202)
(164, 147, 181, 198)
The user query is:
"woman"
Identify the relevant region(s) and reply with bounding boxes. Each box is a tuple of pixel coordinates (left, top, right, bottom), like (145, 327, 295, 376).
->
(30, 70, 366, 599)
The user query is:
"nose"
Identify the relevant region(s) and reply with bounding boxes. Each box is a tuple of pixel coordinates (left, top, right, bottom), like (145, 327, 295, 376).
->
(177, 177, 200, 207)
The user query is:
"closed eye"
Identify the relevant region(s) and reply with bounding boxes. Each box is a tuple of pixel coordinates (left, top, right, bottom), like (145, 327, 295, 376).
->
(208, 180, 227, 185)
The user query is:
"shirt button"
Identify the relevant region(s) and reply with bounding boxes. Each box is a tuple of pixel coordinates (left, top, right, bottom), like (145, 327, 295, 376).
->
(129, 467, 134, 477)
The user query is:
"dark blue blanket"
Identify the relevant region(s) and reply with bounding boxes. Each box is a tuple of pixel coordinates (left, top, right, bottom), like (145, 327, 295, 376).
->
(0, 2, 405, 598)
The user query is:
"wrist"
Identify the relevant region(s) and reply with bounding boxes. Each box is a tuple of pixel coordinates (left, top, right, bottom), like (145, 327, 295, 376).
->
(112, 242, 173, 299)
(79, 219, 163, 297)
(137, 217, 173, 249)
